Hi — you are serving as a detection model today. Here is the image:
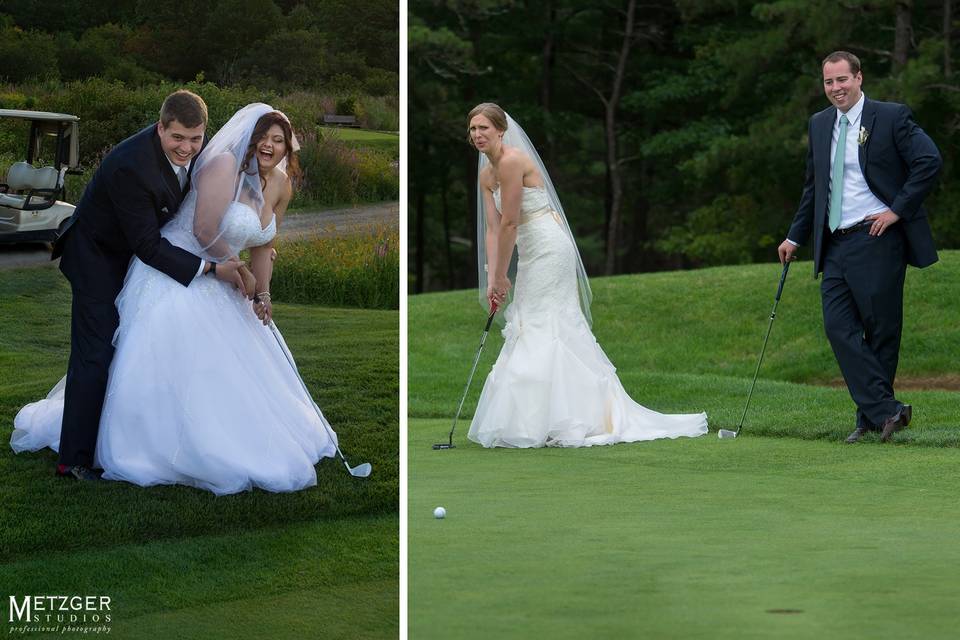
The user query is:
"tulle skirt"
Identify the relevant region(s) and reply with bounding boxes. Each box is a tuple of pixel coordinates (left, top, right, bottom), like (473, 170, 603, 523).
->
(467, 213, 707, 448)
(12, 257, 337, 495)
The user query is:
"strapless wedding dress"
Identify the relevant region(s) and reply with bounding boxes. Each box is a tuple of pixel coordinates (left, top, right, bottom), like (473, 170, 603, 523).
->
(12, 198, 337, 494)
(467, 186, 707, 448)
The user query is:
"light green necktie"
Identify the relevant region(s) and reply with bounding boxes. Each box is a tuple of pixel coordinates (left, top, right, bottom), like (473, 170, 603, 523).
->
(828, 114, 849, 232)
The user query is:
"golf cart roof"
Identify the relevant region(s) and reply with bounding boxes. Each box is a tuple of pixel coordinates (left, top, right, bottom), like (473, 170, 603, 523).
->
(0, 109, 80, 122)
(0, 109, 80, 169)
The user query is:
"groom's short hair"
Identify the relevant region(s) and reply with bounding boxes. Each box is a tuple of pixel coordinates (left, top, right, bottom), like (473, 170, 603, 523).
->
(160, 90, 208, 128)
(822, 51, 861, 75)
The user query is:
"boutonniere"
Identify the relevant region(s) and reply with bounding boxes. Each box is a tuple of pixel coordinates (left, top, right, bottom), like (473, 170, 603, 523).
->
(858, 126, 869, 146)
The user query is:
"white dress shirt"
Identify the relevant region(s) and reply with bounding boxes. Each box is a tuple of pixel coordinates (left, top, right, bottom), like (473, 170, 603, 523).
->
(830, 93, 888, 229)
(787, 93, 888, 246)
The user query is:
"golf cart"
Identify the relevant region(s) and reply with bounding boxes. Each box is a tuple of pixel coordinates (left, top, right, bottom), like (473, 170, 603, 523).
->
(0, 109, 82, 244)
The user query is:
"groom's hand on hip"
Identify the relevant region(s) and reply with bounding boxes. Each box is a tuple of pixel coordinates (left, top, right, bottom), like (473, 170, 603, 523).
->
(778, 239, 798, 264)
(865, 210, 900, 236)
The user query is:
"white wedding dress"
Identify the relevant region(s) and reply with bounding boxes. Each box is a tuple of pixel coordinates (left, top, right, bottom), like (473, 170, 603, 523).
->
(11, 191, 338, 494)
(467, 186, 708, 448)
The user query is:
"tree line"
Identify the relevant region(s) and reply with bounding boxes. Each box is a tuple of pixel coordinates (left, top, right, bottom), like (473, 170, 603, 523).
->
(410, 0, 959, 293)
(1, 0, 398, 96)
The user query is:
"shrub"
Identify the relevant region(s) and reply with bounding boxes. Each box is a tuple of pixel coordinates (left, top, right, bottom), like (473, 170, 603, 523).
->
(0, 80, 398, 205)
(270, 225, 399, 310)
(294, 128, 399, 207)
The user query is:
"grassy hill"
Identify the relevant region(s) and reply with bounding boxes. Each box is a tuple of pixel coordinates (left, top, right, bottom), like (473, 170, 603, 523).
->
(409, 252, 960, 446)
(408, 253, 960, 639)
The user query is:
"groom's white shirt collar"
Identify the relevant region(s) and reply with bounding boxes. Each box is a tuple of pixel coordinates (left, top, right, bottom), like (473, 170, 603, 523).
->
(836, 93, 866, 127)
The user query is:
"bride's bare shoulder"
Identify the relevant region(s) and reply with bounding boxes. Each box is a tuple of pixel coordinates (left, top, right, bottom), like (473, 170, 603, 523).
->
(503, 147, 536, 172)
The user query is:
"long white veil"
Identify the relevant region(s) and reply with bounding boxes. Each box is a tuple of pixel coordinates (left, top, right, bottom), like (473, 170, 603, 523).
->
(476, 112, 593, 326)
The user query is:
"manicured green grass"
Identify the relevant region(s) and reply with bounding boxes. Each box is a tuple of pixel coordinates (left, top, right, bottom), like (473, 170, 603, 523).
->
(409, 254, 960, 638)
(4, 515, 397, 639)
(409, 421, 960, 639)
(1, 265, 398, 636)
(318, 127, 399, 158)
(409, 252, 960, 445)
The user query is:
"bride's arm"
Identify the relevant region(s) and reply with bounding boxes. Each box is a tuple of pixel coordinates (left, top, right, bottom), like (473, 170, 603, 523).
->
(481, 182, 499, 304)
(491, 155, 522, 301)
(193, 153, 238, 260)
(250, 176, 292, 325)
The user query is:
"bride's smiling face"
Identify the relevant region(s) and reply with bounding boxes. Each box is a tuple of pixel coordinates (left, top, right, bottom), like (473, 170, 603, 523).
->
(256, 124, 288, 171)
(469, 114, 502, 152)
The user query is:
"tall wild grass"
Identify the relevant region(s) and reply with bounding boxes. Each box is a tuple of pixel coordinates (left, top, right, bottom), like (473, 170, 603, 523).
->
(271, 224, 399, 310)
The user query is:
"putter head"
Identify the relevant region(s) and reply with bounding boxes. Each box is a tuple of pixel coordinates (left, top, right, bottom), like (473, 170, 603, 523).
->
(349, 462, 372, 478)
(432, 443, 455, 450)
(717, 429, 738, 439)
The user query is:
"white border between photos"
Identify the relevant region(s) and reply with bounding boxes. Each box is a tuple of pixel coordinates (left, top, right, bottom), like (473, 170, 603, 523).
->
(399, 0, 409, 636)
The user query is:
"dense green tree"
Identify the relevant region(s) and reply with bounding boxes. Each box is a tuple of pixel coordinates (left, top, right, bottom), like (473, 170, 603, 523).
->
(411, 0, 960, 293)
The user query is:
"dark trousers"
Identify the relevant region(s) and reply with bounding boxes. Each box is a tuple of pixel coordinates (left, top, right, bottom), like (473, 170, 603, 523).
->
(58, 288, 119, 467)
(820, 225, 907, 427)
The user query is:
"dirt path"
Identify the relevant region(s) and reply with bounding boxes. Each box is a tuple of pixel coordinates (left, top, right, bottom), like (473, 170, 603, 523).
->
(0, 201, 399, 269)
(281, 201, 398, 239)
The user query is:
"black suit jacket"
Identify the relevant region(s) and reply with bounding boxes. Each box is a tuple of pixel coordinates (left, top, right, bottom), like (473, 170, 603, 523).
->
(787, 97, 941, 276)
(54, 124, 203, 301)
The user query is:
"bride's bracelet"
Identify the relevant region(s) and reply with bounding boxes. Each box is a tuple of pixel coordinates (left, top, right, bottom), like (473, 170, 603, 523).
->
(255, 291, 272, 303)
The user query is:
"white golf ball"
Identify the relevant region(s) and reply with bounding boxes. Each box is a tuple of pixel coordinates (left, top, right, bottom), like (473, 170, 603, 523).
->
(433, 506, 446, 519)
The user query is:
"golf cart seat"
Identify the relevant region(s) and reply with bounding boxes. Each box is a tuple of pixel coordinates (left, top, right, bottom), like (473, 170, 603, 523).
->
(0, 161, 65, 211)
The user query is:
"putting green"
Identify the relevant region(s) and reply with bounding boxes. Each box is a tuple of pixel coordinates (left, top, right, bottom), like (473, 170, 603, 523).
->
(409, 419, 960, 639)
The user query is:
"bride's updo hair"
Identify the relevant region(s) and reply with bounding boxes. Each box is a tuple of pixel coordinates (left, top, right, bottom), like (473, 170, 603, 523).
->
(467, 103, 508, 146)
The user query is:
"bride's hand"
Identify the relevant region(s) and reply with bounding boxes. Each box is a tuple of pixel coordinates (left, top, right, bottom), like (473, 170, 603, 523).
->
(489, 275, 511, 307)
(254, 292, 273, 325)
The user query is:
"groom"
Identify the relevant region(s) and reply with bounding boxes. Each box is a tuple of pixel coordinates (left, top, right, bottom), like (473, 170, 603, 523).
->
(52, 90, 247, 480)
(778, 51, 941, 443)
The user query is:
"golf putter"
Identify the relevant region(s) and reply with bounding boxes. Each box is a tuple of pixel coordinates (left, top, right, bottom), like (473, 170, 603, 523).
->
(268, 321, 372, 477)
(433, 302, 499, 449)
(719, 261, 791, 439)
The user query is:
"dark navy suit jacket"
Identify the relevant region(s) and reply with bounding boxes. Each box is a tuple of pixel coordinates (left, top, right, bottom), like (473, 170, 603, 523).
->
(787, 97, 941, 276)
(53, 124, 203, 301)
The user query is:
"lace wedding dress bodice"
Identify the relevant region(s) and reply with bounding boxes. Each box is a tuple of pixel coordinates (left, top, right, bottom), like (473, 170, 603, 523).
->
(166, 198, 276, 254)
(218, 201, 277, 250)
(492, 185, 551, 218)
(492, 185, 580, 325)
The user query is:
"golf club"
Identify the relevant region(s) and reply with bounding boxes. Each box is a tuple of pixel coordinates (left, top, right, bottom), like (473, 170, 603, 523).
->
(433, 302, 499, 450)
(719, 260, 791, 439)
(268, 321, 372, 478)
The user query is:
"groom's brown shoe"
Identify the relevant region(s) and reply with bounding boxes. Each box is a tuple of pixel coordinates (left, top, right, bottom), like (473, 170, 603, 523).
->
(880, 405, 912, 443)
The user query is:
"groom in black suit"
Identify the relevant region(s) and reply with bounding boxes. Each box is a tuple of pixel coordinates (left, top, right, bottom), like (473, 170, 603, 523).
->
(53, 90, 246, 479)
(778, 51, 941, 443)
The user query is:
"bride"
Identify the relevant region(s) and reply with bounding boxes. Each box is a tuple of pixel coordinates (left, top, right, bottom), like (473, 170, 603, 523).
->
(466, 103, 708, 448)
(11, 104, 338, 494)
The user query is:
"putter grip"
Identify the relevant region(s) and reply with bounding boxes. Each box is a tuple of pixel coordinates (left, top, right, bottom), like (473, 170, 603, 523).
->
(485, 302, 499, 332)
(775, 261, 790, 300)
